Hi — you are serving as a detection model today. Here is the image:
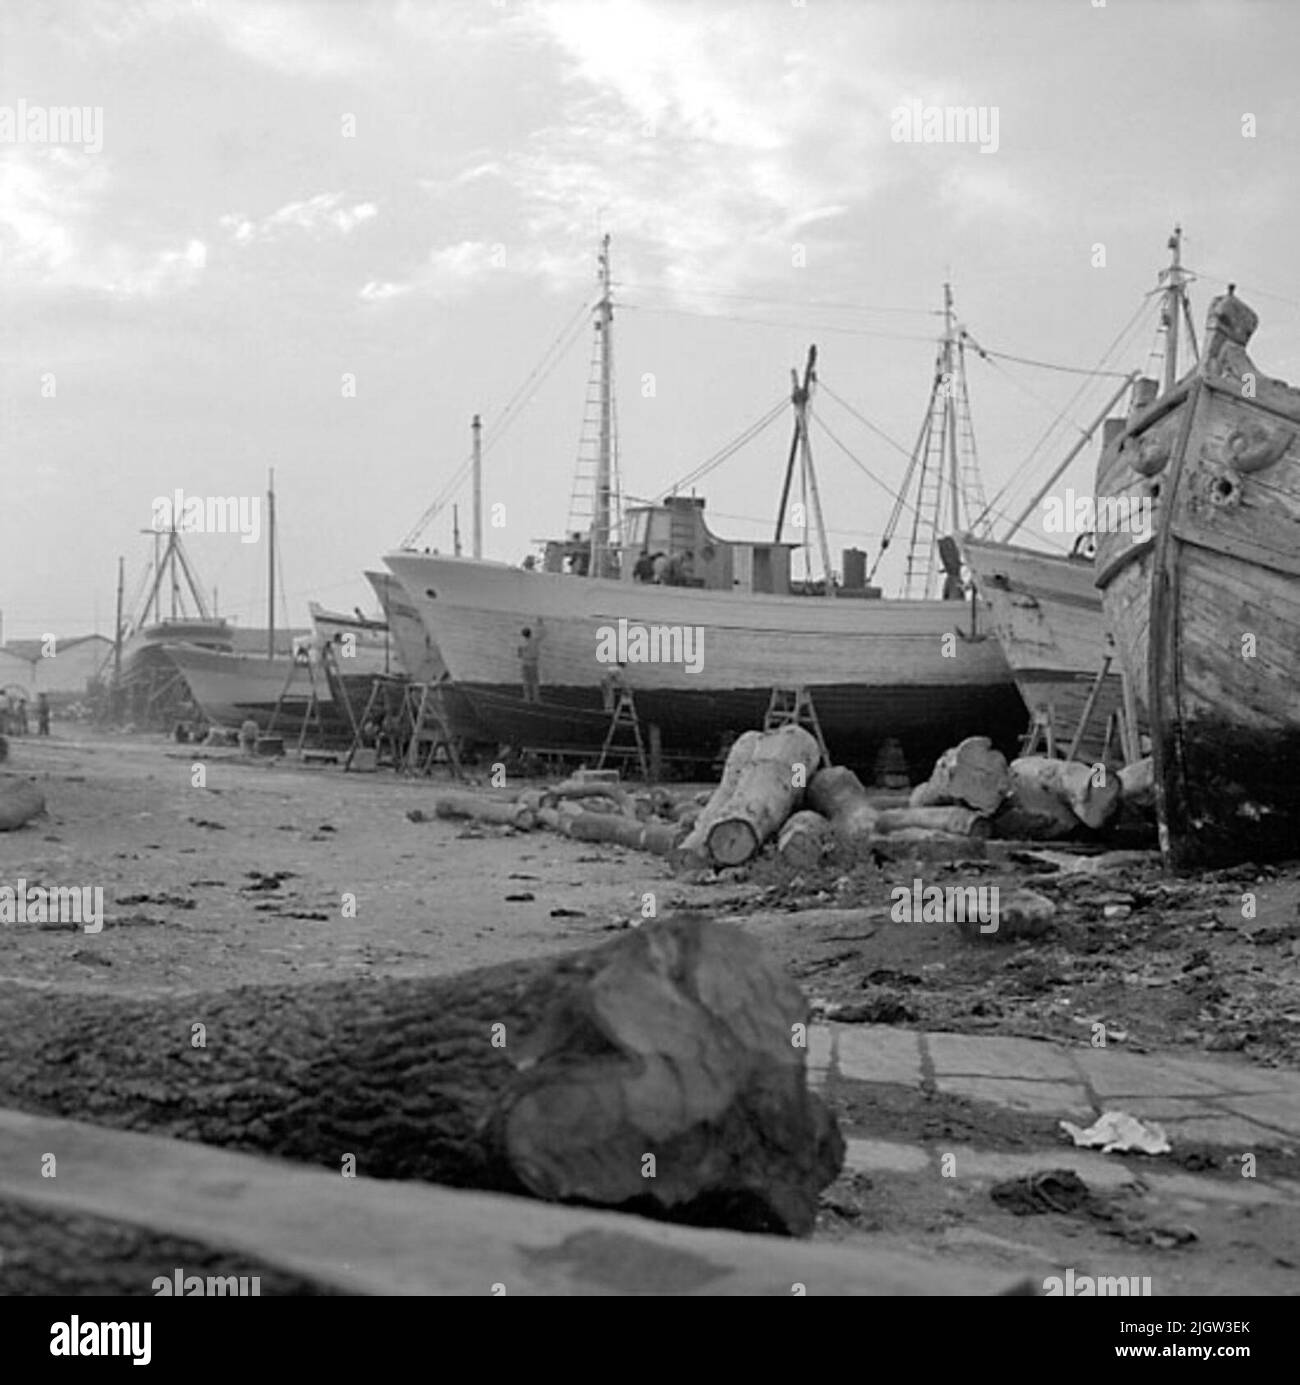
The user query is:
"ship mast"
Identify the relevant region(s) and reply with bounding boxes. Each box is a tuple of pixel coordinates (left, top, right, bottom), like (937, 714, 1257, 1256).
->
(885, 282, 989, 599)
(592, 233, 614, 579)
(1155, 224, 1199, 391)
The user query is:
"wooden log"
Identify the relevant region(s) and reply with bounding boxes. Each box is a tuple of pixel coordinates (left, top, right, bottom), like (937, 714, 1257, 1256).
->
(870, 829, 988, 863)
(431, 793, 535, 830)
(0, 779, 44, 832)
(1008, 756, 1122, 831)
(0, 918, 843, 1236)
(565, 811, 681, 855)
(806, 765, 878, 846)
(1118, 756, 1156, 817)
(548, 781, 634, 816)
(872, 805, 992, 839)
(676, 731, 763, 860)
(911, 736, 1011, 813)
(777, 810, 834, 870)
(703, 725, 822, 866)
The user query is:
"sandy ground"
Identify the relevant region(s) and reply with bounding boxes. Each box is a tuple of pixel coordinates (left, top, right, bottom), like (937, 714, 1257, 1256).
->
(3, 727, 1299, 1295)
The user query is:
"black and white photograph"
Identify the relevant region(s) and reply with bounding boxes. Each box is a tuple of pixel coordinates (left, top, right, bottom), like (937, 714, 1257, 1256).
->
(0, 0, 1295, 1345)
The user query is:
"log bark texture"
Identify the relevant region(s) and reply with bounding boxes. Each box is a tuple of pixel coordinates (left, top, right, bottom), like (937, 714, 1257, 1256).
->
(0, 918, 842, 1236)
(1010, 756, 1122, 831)
(910, 737, 1011, 814)
(872, 806, 992, 839)
(430, 793, 535, 830)
(706, 725, 820, 866)
(776, 810, 834, 870)
(806, 766, 878, 846)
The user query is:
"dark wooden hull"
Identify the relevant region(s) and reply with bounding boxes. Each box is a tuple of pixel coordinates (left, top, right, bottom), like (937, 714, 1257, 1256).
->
(960, 537, 1136, 762)
(1096, 312, 1300, 867)
(450, 678, 1026, 780)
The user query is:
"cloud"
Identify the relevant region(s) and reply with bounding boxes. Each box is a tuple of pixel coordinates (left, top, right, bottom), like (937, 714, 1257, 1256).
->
(937, 163, 1043, 227)
(220, 194, 378, 245)
(0, 148, 206, 297)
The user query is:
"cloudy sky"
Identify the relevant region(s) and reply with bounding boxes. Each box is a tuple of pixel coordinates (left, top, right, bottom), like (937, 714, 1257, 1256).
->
(3, 0, 1298, 640)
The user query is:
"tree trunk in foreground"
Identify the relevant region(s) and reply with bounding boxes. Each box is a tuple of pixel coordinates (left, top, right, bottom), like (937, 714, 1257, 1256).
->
(0, 917, 842, 1236)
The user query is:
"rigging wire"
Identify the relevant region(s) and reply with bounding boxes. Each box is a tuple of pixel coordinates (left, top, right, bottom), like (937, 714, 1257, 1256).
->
(973, 294, 1155, 531)
(649, 394, 789, 498)
(399, 297, 595, 547)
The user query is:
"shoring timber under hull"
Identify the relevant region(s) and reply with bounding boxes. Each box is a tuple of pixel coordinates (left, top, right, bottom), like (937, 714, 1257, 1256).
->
(1095, 293, 1300, 867)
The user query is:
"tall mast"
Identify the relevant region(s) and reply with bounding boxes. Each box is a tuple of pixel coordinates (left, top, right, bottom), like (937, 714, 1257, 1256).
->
(592, 233, 613, 580)
(942, 283, 960, 541)
(267, 467, 276, 661)
(471, 413, 482, 559)
(1161, 225, 1187, 393)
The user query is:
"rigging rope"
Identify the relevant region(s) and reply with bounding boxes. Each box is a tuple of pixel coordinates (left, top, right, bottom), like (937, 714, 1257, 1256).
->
(399, 297, 595, 547)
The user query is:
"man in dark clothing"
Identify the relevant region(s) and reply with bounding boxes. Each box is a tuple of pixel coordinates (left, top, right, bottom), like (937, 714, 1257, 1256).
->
(517, 626, 541, 703)
(633, 550, 654, 582)
(36, 693, 50, 736)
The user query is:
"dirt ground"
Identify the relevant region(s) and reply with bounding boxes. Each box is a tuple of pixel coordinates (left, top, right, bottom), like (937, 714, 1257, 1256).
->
(2, 728, 1298, 1295)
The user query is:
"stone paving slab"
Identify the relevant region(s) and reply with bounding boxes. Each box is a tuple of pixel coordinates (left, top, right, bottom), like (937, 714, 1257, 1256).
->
(814, 1024, 1300, 1147)
(926, 1032, 1081, 1082)
(834, 1025, 923, 1085)
(937, 1075, 1093, 1118)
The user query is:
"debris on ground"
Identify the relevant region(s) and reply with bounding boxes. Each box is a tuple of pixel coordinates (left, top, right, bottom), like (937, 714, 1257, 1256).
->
(1060, 1110, 1172, 1155)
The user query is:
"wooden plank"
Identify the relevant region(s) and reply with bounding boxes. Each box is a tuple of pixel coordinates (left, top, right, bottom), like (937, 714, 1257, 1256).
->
(0, 1109, 1030, 1296)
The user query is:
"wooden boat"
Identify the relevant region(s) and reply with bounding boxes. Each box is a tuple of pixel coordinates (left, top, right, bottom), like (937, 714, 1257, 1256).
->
(163, 641, 341, 733)
(362, 571, 447, 684)
(960, 536, 1126, 762)
(385, 241, 1028, 777)
(1095, 285, 1300, 866)
(385, 500, 1024, 776)
(308, 600, 400, 729)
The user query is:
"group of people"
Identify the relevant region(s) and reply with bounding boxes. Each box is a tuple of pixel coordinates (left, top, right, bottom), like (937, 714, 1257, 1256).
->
(632, 549, 695, 585)
(0, 690, 50, 736)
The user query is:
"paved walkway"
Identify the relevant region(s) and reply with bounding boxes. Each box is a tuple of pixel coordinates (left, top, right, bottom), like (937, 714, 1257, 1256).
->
(808, 1024, 1300, 1196)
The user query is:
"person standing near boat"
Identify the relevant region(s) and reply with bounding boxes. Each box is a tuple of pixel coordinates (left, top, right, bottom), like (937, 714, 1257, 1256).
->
(36, 692, 50, 736)
(651, 551, 670, 583)
(517, 624, 542, 703)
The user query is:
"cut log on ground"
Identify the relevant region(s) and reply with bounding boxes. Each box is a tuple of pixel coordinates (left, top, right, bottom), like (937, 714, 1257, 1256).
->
(872, 805, 992, 839)
(704, 725, 821, 867)
(0, 779, 45, 832)
(1007, 756, 1122, 832)
(677, 726, 821, 867)
(910, 736, 1011, 813)
(564, 811, 681, 855)
(777, 810, 834, 870)
(428, 793, 535, 830)
(0, 918, 842, 1236)
(1118, 757, 1156, 817)
(870, 828, 988, 863)
(806, 765, 878, 847)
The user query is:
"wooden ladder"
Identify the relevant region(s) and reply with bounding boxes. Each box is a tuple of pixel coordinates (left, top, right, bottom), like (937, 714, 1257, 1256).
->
(598, 678, 649, 780)
(403, 681, 464, 779)
(763, 685, 831, 766)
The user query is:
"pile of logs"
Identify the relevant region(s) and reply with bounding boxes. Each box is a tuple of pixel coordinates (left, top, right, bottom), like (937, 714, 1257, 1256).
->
(415, 771, 694, 857)
(411, 731, 1157, 871)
